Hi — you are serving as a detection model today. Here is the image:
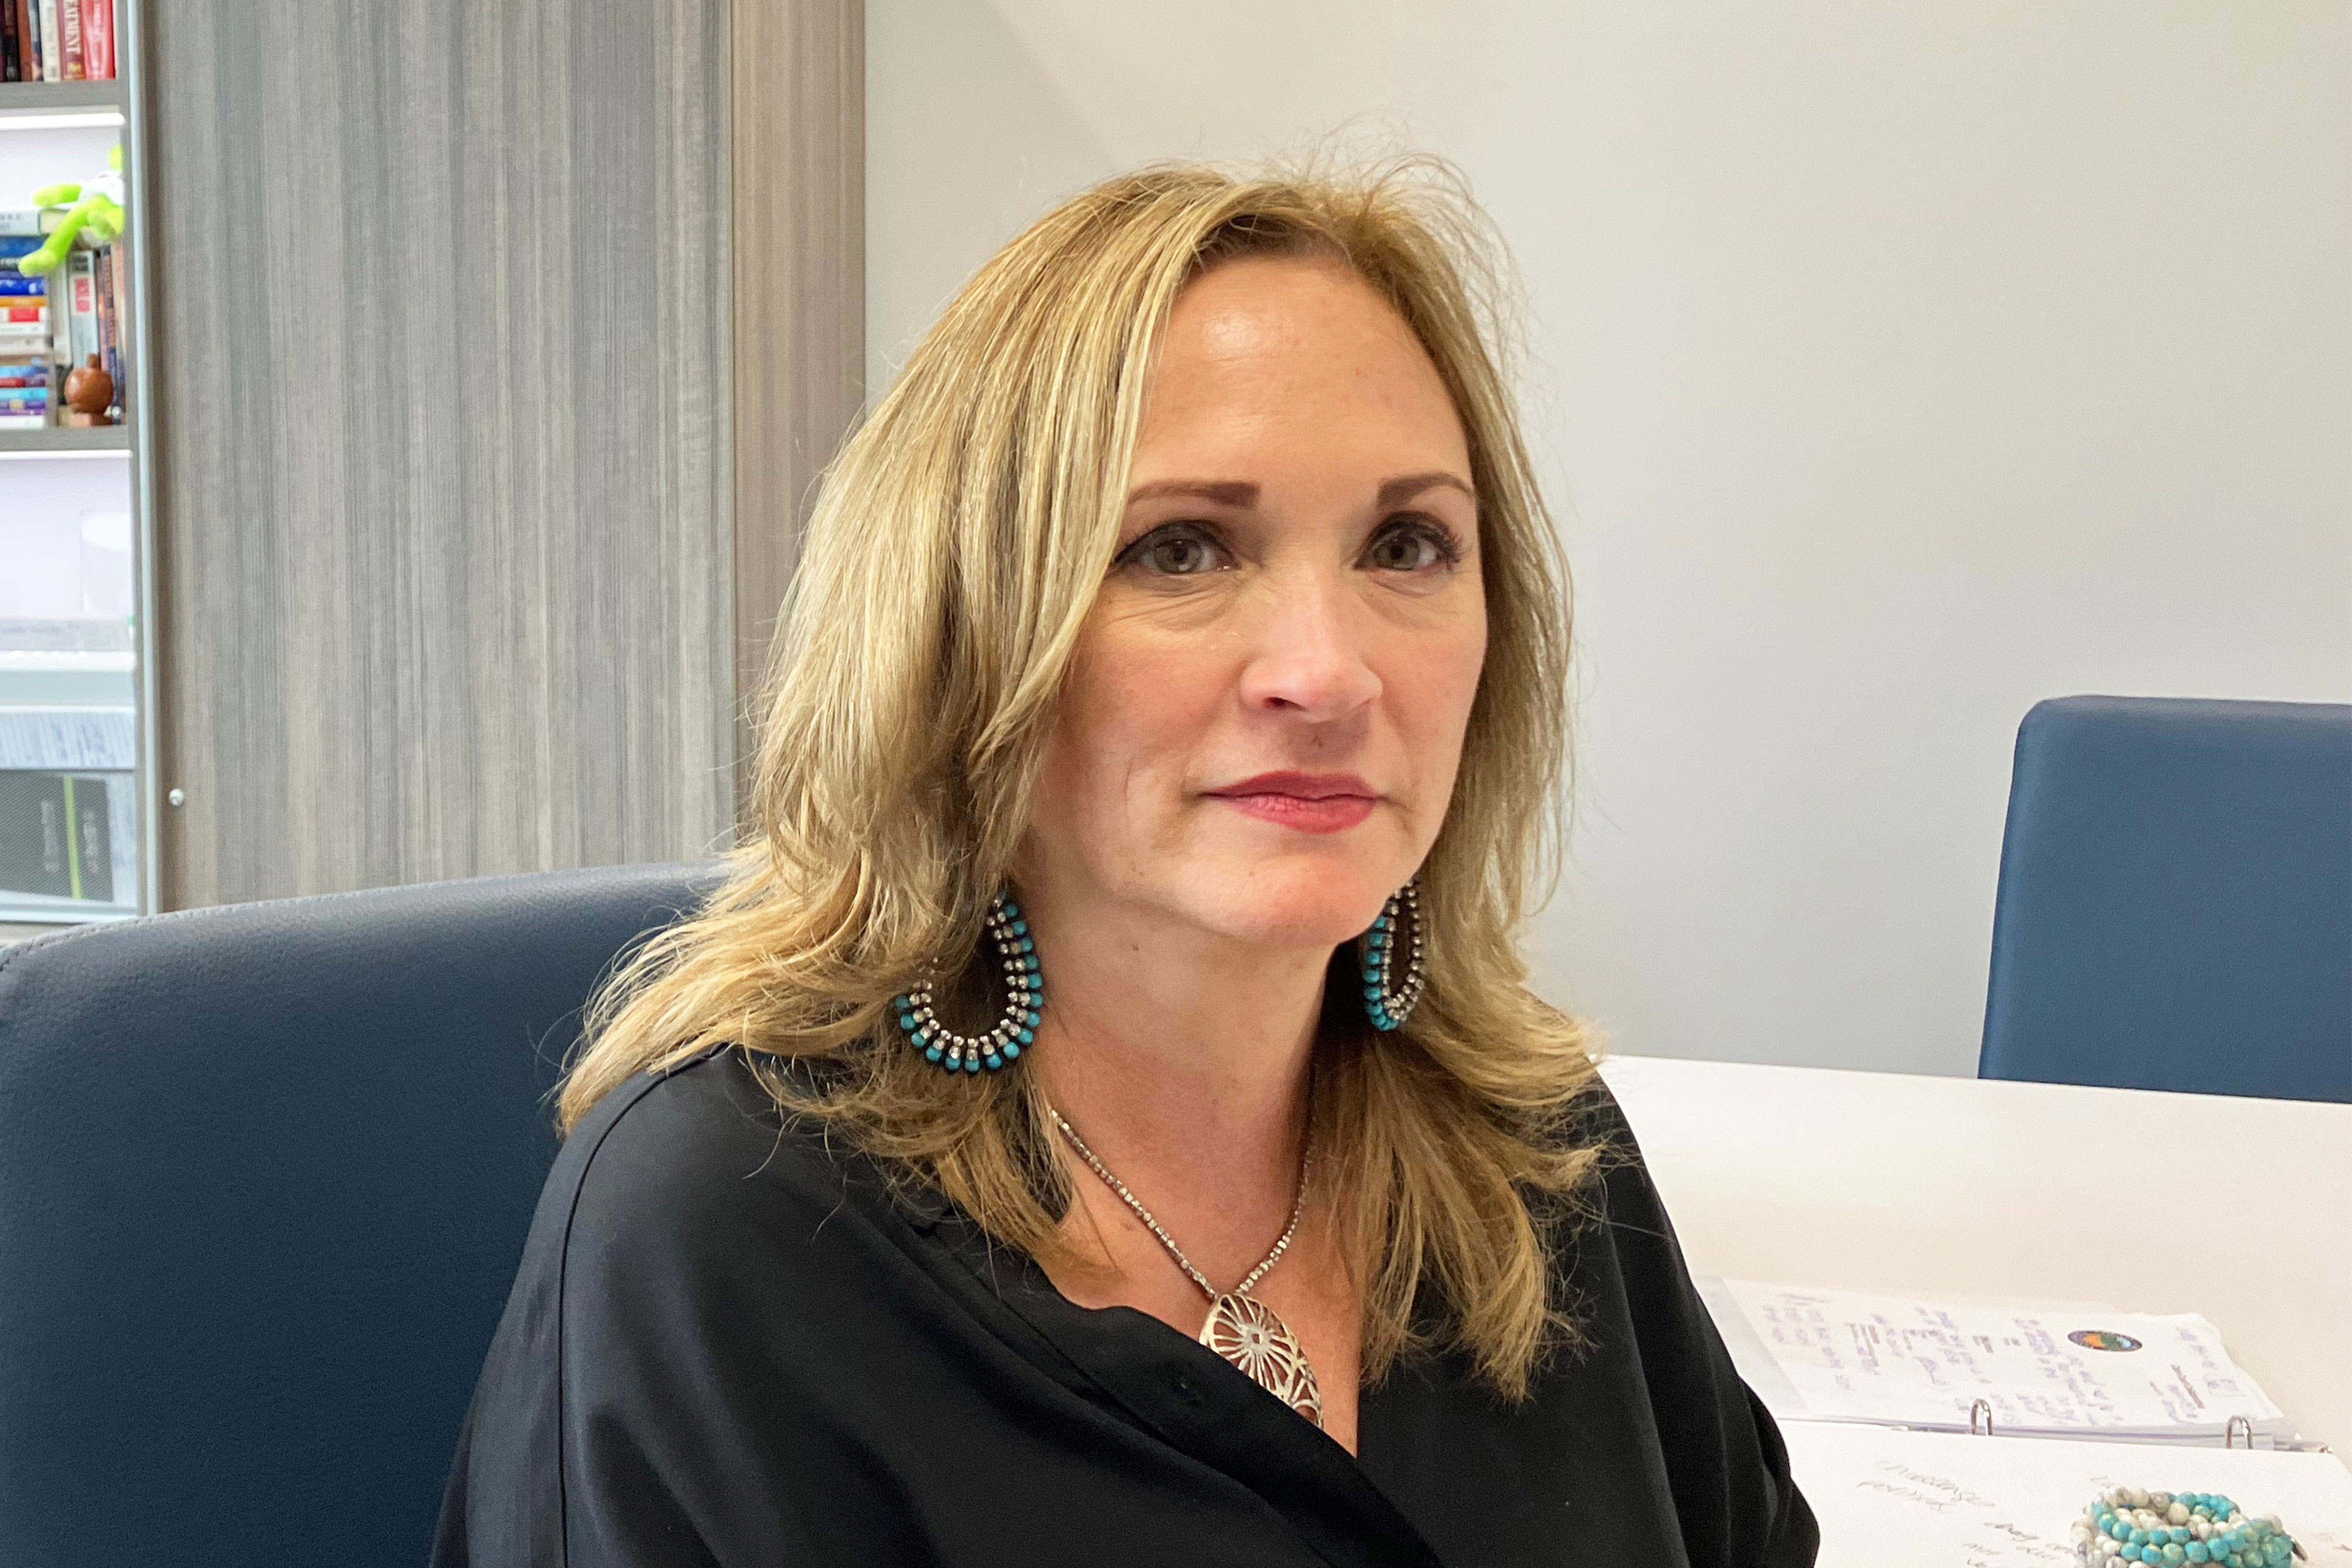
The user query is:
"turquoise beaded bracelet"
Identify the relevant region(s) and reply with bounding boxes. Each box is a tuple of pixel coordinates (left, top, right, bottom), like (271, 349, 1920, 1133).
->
(2074, 1488, 2303, 1567)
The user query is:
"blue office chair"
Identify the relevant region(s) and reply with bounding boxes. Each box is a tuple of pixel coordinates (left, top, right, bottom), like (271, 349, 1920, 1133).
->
(1980, 695, 2352, 1102)
(0, 862, 717, 1567)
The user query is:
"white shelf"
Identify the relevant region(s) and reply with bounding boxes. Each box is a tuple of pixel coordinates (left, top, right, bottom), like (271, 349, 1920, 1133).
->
(0, 895, 135, 925)
(0, 81, 125, 129)
(0, 426, 130, 458)
(0, 650, 134, 674)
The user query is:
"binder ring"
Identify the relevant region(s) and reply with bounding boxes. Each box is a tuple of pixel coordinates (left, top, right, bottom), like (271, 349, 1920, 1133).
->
(1969, 1398, 1994, 1436)
(2224, 1414, 2254, 1450)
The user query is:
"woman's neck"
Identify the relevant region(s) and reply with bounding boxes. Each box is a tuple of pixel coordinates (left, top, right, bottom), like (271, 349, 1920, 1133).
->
(1024, 894, 1329, 1280)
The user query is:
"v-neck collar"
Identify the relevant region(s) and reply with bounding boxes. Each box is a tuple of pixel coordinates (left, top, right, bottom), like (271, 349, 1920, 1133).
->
(921, 1200, 1446, 1568)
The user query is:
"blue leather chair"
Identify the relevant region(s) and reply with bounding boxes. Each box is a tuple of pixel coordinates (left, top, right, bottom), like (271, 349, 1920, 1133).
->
(1980, 696, 2352, 1102)
(0, 862, 716, 1567)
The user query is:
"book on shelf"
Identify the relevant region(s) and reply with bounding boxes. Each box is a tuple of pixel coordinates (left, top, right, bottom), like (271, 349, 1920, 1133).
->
(0, 232, 51, 422)
(77, 0, 109, 81)
(0, 657, 138, 913)
(0, 0, 112, 82)
(92, 243, 118, 405)
(0, 701, 136, 772)
(0, 769, 119, 903)
(9, 0, 34, 83)
(62, 247, 94, 364)
(0, 211, 128, 426)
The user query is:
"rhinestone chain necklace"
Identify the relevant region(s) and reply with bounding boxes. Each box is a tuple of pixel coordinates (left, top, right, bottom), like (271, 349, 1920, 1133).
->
(1043, 1100, 1328, 1425)
(1041, 1102, 1312, 1300)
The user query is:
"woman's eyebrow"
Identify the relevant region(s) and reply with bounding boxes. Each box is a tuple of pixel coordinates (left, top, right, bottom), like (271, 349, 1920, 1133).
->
(1376, 472, 1476, 508)
(1124, 473, 1476, 508)
(1125, 479, 1259, 507)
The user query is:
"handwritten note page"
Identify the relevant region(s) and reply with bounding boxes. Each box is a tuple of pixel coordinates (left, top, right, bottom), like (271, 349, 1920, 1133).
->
(1724, 1281, 2283, 1436)
(1785, 1424, 2352, 1567)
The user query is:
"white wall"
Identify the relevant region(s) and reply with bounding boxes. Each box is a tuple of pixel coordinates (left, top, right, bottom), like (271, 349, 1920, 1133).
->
(866, 1, 2352, 1076)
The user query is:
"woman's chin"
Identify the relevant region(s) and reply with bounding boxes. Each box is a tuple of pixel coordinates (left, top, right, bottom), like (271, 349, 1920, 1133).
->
(1183, 859, 1397, 949)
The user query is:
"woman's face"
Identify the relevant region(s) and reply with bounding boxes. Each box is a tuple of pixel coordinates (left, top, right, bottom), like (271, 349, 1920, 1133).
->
(1025, 254, 1488, 954)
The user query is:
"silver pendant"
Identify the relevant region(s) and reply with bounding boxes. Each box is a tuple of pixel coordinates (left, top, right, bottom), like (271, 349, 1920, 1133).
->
(1199, 1292, 1324, 1428)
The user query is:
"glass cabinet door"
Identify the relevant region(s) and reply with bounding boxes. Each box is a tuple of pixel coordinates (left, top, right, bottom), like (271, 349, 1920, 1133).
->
(1, 36, 143, 930)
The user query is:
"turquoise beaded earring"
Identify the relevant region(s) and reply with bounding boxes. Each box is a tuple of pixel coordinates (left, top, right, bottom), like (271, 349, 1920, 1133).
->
(1359, 878, 1426, 1031)
(891, 891, 1043, 1074)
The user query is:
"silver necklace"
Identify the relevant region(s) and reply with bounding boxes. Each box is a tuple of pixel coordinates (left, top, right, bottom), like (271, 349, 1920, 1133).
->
(1042, 1101, 1325, 1428)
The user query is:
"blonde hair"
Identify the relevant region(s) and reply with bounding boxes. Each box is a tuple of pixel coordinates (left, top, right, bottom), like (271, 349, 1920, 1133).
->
(560, 156, 1602, 1398)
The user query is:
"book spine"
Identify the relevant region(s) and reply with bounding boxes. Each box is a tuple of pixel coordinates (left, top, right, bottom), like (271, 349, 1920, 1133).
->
(2, 0, 20, 81)
(91, 246, 111, 395)
(35, 0, 57, 80)
(77, 0, 106, 80)
(13, 0, 32, 81)
(0, 301, 46, 323)
(103, 245, 121, 410)
(55, 0, 77, 78)
(0, 276, 48, 328)
(64, 249, 97, 369)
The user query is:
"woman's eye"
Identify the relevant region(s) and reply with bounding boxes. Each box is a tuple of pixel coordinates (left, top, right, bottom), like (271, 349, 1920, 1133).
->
(1364, 519, 1462, 573)
(1122, 524, 1228, 576)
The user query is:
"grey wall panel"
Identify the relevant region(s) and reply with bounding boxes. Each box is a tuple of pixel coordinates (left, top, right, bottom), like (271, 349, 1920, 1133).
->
(731, 0, 864, 802)
(146, 0, 734, 906)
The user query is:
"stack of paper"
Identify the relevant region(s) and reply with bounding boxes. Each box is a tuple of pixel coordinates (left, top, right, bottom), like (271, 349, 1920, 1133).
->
(1784, 1424, 2352, 1567)
(1703, 1280, 2301, 1449)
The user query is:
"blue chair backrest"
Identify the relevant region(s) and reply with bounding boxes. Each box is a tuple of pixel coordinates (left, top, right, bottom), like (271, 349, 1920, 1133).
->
(1980, 696, 2352, 1102)
(0, 862, 717, 1566)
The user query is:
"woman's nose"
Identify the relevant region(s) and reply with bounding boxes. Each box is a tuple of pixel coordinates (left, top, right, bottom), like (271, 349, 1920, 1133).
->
(1234, 572, 1384, 722)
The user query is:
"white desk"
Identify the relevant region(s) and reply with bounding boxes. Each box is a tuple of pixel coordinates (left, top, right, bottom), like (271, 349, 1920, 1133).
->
(1598, 1054, 2351, 1454)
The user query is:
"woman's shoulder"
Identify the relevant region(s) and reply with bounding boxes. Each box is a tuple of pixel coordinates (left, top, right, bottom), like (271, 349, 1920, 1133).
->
(1526, 1063, 1650, 1218)
(549, 1045, 914, 1280)
(1528, 1065, 1692, 1295)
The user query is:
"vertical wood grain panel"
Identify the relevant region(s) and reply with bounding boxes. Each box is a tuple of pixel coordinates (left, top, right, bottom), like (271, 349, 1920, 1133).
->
(731, 0, 864, 802)
(145, 0, 734, 905)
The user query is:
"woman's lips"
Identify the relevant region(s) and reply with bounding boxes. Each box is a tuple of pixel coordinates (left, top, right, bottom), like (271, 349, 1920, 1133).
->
(1212, 793, 1376, 833)
(1202, 773, 1379, 834)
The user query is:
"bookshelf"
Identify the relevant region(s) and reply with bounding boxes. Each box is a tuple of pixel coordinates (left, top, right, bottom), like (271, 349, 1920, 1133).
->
(7, 0, 858, 917)
(0, 0, 148, 929)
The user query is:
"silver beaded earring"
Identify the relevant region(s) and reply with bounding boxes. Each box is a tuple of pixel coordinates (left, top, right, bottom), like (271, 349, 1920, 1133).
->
(891, 890, 1043, 1074)
(1358, 878, 1426, 1031)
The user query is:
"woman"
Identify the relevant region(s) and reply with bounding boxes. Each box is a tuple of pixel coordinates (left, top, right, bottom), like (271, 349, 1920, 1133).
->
(435, 158, 1817, 1567)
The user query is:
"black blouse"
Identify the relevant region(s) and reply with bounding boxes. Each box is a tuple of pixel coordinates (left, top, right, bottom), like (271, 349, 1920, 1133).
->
(432, 1044, 1817, 1567)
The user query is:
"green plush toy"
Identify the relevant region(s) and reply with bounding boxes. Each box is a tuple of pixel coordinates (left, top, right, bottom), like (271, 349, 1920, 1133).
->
(15, 141, 126, 278)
